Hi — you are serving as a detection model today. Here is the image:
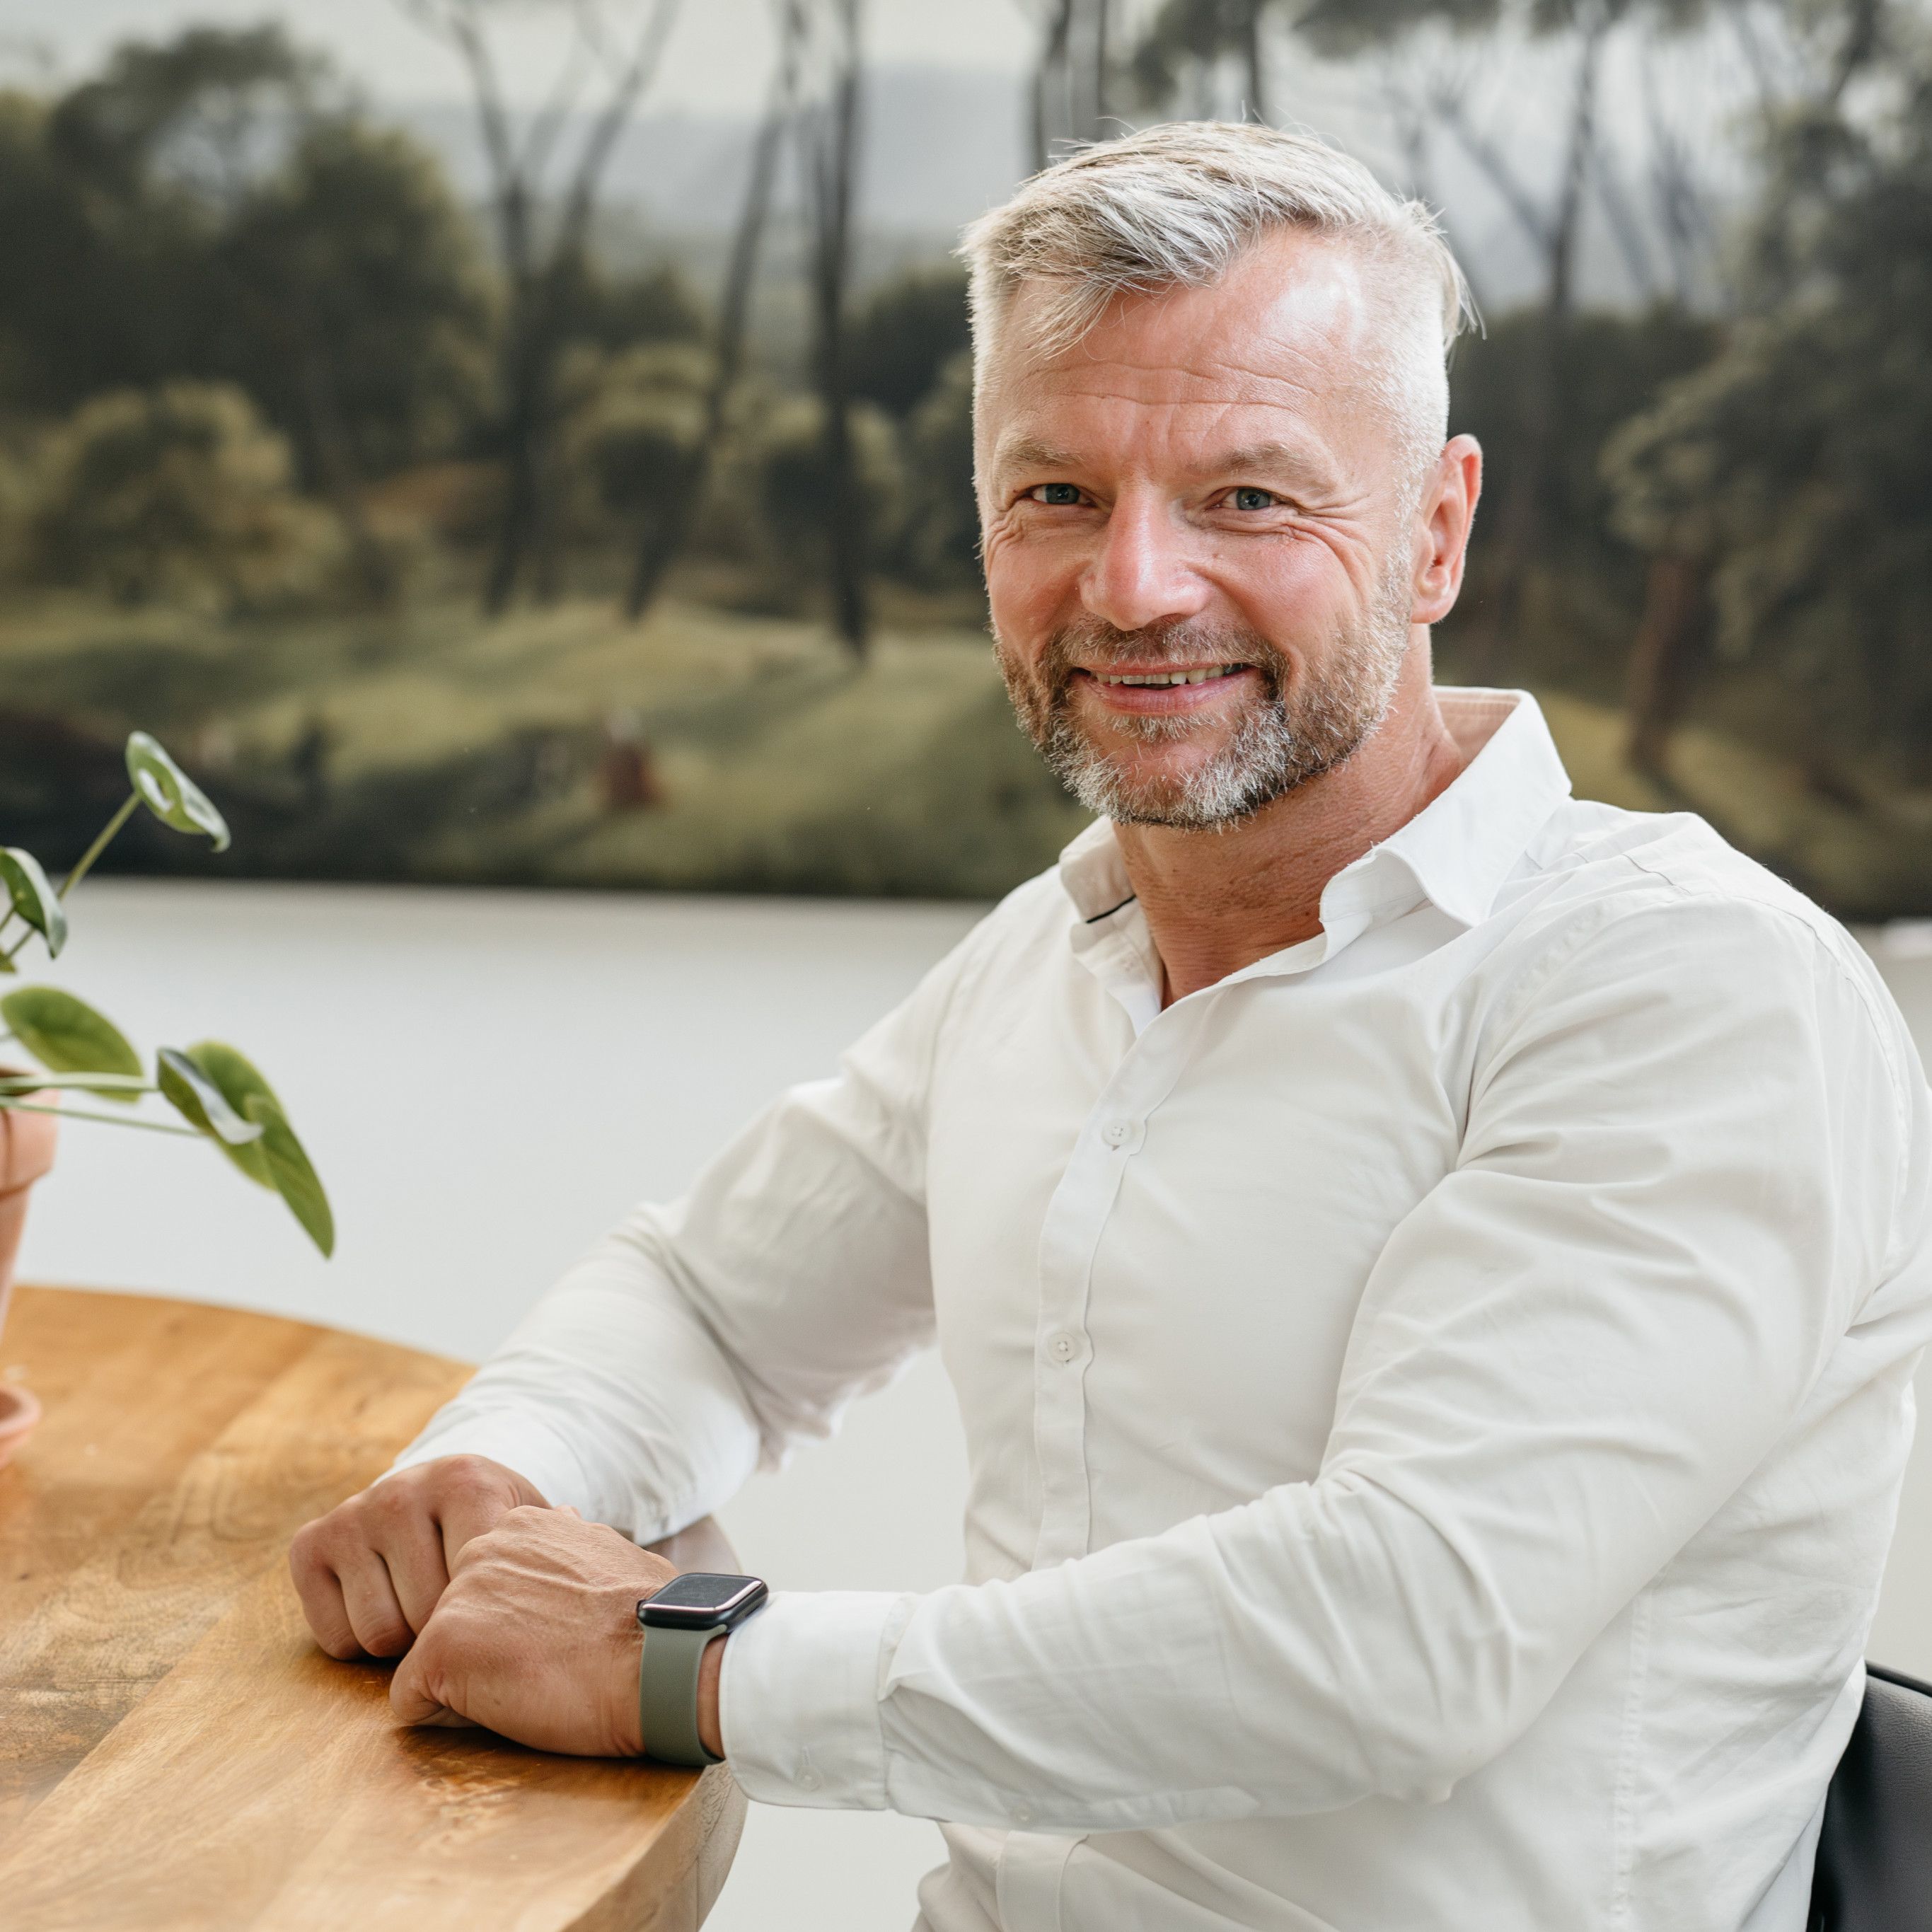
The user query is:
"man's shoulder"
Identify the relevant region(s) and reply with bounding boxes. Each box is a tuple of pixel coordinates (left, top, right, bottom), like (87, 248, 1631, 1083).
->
(901, 862, 1080, 1029)
(968, 857, 1085, 951)
(1532, 799, 1853, 950)
(1510, 799, 1902, 1044)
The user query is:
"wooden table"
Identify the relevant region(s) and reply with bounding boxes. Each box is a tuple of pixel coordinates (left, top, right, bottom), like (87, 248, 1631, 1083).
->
(0, 1285, 745, 1931)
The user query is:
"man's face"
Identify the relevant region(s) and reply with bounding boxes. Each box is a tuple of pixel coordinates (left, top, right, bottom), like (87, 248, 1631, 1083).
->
(977, 231, 1430, 828)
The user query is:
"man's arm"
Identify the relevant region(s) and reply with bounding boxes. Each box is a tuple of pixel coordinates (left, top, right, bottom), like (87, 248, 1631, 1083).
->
(364, 893, 1929, 1804)
(702, 895, 1932, 1824)
(292, 920, 983, 1655)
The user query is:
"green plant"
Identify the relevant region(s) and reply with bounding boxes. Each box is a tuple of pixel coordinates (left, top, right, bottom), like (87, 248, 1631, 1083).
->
(0, 731, 333, 1255)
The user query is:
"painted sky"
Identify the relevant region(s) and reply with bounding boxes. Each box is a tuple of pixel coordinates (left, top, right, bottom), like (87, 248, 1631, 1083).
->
(0, 0, 1036, 115)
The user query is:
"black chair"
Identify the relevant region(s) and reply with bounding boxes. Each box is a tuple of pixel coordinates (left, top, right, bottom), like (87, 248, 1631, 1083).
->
(1807, 1662, 1932, 1931)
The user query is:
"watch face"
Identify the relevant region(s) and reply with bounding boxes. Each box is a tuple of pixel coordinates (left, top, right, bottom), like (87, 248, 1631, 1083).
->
(641, 1573, 766, 1626)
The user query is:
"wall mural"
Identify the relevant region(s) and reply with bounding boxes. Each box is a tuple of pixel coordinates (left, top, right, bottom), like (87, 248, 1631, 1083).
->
(3, 0, 1928, 917)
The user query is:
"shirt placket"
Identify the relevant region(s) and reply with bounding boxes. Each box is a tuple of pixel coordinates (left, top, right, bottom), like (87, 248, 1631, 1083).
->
(1030, 954, 1208, 1569)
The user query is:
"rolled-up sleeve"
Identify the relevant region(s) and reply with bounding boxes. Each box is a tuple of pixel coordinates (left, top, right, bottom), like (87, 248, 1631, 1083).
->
(717, 896, 1932, 1830)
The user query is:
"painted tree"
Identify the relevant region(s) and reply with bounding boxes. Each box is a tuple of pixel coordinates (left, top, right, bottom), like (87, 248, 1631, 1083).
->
(0, 28, 492, 606)
(801, 0, 871, 657)
(219, 122, 494, 604)
(1130, 0, 1288, 122)
(395, 0, 683, 614)
(1029, 0, 1122, 168)
(624, 0, 807, 621)
(1604, 37, 1932, 784)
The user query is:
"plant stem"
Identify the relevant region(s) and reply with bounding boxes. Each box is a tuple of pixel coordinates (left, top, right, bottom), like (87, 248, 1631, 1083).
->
(0, 1097, 200, 1138)
(0, 1074, 155, 1094)
(59, 792, 140, 901)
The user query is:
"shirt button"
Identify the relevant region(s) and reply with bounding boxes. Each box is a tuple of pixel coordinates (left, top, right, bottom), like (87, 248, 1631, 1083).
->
(798, 1769, 821, 1792)
(1103, 1120, 1130, 1146)
(1012, 1803, 1034, 1825)
(1048, 1331, 1079, 1364)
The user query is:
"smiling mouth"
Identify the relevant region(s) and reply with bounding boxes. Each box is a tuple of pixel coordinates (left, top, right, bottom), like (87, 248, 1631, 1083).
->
(1089, 664, 1248, 688)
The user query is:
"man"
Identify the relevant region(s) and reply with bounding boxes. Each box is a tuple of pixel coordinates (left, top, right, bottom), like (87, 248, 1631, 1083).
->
(291, 124, 1932, 1931)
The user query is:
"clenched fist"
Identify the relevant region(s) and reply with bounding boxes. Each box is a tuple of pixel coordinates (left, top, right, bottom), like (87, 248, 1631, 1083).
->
(290, 1453, 550, 1659)
(390, 1504, 680, 1756)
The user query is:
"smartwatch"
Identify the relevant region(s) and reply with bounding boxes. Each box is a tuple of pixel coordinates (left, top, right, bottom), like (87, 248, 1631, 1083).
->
(635, 1572, 768, 1766)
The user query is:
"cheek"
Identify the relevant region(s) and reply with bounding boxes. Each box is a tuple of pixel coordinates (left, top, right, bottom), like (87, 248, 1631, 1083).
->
(1226, 531, 1362, 630)
(983, 519, 1076, 627)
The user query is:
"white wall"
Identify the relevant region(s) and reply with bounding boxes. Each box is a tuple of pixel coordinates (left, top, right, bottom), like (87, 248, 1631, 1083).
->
(12, 879, 1932, 1929)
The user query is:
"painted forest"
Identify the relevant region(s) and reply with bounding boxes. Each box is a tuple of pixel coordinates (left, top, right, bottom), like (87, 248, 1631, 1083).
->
(1, 0, 1931, 912)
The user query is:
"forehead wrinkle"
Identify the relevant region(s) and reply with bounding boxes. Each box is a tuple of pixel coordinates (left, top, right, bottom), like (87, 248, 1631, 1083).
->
(1198, 437, 1343, 490)
(1012, 338, 1387, 458)
(991, 407, 1350, 494)
(990, 234, 1424, 453)
(992, 432, 1085, 475)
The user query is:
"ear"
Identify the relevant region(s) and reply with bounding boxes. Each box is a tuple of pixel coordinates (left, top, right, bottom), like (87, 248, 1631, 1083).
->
(1410, 434, 1483, 625)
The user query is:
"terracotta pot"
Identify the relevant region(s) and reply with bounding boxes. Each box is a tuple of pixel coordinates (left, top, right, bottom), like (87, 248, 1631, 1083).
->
(0, 1086, 58, 1470)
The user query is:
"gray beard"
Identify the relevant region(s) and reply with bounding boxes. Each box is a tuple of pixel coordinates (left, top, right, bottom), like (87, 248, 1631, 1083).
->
(996, 588, 1412, 831)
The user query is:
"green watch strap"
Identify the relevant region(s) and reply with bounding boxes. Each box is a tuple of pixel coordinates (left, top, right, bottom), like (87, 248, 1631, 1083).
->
(638, 1622, 724, 1766)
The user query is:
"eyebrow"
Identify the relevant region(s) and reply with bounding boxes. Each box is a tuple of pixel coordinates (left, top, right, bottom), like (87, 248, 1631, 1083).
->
(1208, 441, 1325, 480)
(992, 434, 1084, 475)
(991, 433, 1336, 488)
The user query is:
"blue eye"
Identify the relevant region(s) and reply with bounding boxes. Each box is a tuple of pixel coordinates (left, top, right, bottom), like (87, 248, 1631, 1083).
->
(1232, 487, 1276, 511)
(1038, 482, 1082, 505)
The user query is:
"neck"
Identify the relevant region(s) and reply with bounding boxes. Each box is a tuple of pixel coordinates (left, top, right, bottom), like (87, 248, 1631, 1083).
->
(1112, 638, 1464, 1005)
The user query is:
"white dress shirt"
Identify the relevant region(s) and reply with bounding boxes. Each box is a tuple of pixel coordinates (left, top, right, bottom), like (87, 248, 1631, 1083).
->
(395, 689, 1932, 1932)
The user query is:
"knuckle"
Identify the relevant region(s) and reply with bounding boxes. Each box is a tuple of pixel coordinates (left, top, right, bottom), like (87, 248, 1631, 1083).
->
(439, 1454, 499, 1494)
(359, 1614, 414, 1658)
(365, 1479, 412, 1524)
(290, 1510, 357, 1577)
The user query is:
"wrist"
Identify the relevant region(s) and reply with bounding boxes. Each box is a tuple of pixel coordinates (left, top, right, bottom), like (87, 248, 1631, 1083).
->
(635, 1571, 763, 1764)
(617, 1621, 648, 1757)
(697, 1634, 725, 1760)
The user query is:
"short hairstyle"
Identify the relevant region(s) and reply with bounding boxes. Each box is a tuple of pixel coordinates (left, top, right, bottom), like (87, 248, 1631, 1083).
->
(959, 122, 1475, 480)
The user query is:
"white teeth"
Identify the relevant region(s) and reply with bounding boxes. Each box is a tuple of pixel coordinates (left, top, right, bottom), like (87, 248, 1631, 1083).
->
(1097, 665, 1242, 687)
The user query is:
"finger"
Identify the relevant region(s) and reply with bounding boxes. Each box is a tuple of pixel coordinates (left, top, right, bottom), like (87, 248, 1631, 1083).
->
(335, 1545, 417, 1658)
(433, 1462, 542, 1569)
(360, 1490, 453, 1636)
(289, 1534, 361, 1660)
(390, 1634, 452, 1725)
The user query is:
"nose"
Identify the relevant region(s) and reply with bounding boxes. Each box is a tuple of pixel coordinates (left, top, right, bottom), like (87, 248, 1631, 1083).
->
(1081, 490, 1213, 635)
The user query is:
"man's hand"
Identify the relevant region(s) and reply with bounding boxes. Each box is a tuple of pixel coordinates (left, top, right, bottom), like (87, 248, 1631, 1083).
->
(289, 1454, 549, 1659)
(391, 1505, 677, 1757)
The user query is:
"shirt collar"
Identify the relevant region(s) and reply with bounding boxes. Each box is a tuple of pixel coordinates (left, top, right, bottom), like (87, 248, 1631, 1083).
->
(1056, 688, 1573, 970)
(1359, 688, 1573, 930)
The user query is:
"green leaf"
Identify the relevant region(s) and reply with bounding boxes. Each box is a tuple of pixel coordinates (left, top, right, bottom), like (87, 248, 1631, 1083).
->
(182, 1041, 279, 1186)
(243, 1094, 334, 1259)
(125, 732, 230, 852)
(0, 849, 66, 958)
(156, 1047, 265, 1150)
(0, 987, 142, 1099)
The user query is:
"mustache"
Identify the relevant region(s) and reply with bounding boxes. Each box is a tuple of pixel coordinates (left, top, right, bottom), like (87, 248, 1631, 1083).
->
(1034, 617, 1288, 691)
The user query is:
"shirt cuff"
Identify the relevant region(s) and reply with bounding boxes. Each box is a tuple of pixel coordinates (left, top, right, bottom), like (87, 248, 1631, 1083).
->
(719, 1589, 911, 1810)
(381, 1410, 598, 1516)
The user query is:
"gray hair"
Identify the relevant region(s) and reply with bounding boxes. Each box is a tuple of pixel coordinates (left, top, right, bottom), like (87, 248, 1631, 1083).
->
(959, 122, 1475, 470)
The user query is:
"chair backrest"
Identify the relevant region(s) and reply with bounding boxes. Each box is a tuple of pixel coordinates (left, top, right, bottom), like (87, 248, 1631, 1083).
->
(1808, 1663, 1932, 1932)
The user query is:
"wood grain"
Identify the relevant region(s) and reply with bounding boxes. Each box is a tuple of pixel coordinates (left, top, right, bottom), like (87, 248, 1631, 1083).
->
(0, 1286, 744, 1930)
